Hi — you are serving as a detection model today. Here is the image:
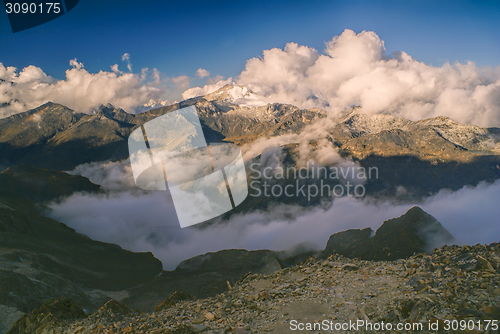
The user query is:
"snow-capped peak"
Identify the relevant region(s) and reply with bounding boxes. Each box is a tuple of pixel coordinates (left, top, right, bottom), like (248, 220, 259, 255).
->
(203, 84, 266, 107)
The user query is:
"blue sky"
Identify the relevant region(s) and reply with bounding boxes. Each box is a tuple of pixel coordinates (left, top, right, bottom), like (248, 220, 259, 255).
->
(1, 0, 499, 83)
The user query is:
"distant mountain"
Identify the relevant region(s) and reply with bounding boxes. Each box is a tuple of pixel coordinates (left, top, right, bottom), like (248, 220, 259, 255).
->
(332, 109, 500, 161)
(1, 85, 499, 202)
(0, 164, 100, 202)
(0, 102, 137, 170)
(2, 87, 499, 169)
(0, 90, 326, 170)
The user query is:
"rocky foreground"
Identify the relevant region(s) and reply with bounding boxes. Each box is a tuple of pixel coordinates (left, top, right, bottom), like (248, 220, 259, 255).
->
(8, 242, 500, 334)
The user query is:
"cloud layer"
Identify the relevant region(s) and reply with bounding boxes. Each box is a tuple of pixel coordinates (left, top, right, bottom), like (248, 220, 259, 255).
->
(190, 29, 500, 127)
(49, 161, 500, 270)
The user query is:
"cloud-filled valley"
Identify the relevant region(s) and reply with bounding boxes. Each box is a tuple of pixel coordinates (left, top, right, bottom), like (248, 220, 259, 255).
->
(3, 28, 500, 270)
(48, 160, 500, 270)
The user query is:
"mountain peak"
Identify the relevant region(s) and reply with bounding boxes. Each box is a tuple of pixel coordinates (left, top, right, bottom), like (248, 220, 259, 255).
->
(322, 206, 456, 261)
(92, 103, 125, 115)
(203, 84, 257, 104)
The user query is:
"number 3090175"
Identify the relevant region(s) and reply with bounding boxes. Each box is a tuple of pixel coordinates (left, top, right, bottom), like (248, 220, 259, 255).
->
(5, 2, 61, 14)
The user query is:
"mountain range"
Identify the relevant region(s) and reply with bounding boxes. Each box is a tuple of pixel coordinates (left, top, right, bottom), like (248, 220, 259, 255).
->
(0, 84, 498, 332)
(1, 84, 500, 203)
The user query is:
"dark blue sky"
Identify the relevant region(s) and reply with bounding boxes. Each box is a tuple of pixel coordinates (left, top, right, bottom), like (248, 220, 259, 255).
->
(1, 0, 499, 81)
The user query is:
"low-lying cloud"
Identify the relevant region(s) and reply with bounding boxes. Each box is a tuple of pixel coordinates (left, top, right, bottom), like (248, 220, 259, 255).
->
(48, 161, 500, 270)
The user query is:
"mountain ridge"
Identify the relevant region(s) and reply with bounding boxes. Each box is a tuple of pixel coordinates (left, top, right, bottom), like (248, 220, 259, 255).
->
(2, 85, 500, 171)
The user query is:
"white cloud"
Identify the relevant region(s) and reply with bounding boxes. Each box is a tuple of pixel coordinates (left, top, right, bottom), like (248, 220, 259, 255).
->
(188, 29, 500, 127)
(122, 53, 132, 71)
(69, 58, 84, 70)
(49, 159, 500, 269)
(3, 29, 500, 126)
(182, 77, 233, 100)
(170, 75, 190, 91)
(0, 60, 190, 117)
(196, 68, 210, 78)
(110, 64, 122, 74)
(67, 160, 136, 191)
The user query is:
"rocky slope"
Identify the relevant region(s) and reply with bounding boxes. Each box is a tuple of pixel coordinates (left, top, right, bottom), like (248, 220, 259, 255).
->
(3, 205, 457, 333)
(0, 166, 163, 333)
(8, 242, 500, 334)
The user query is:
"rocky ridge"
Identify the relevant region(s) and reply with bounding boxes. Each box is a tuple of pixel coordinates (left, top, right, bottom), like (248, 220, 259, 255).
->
(10, 242, 500, 334)
(332, 109, 500, 162)
(0, 165, 162, 333)
(3, 206, 464, 334)
(2, 85, 500, 170)
(118, 206, 455, 313)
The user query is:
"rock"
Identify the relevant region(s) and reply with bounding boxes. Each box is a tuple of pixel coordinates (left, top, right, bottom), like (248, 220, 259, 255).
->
(191, 324, 208, 333)
(408, 301, 425, 323)
(6, 297, 87, 334)
(452, 252, 480, 271)
(192, 316, 206, 324)
(155, 291, 194, 312)
(322, 228, 372, 259)
(399, 299, 418, 318)
(477, 255, 495, 271)
(95, 299, 131, 318)
(341, 263, 359, 271)
(322, 207, 456, 261)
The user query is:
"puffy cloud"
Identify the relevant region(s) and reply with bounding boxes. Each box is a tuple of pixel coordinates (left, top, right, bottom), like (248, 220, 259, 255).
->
(189, 29, 500, 127)
(0, 60, 186, 117)
(170, 75, 190, 91)
(182, 77, 233, 100)
(110, 64, 122, 74)
(196, 68, 210, 78)
(69, 58, 84, 70)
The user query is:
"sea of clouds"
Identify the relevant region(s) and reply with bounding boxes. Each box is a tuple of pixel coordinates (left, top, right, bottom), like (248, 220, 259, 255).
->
(48, 160, 500, 270)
